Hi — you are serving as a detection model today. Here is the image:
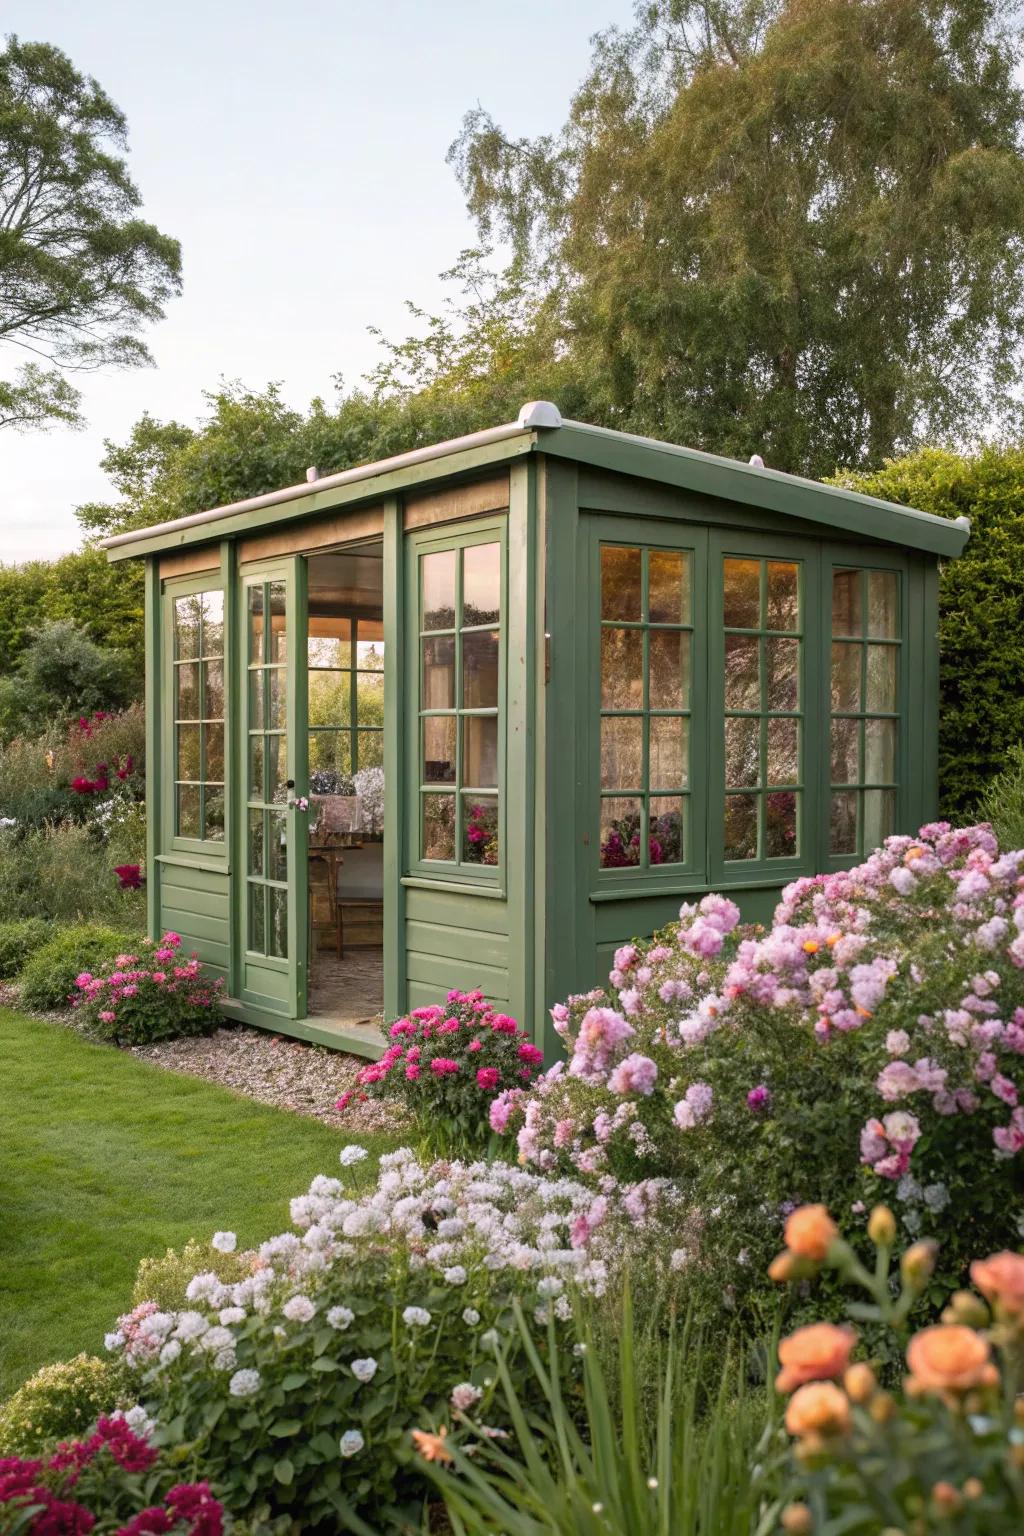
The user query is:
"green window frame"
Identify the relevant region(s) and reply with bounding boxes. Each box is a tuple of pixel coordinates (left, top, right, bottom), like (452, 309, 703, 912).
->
(405, 519, 506, 885)
(717, 551, 806, 870)
(244, 574, 290, 959)
(596, 541, 697, 873)
(307, 616, 384, 782)
(163, 577, 227, 853)
(828, 563, 903, 859)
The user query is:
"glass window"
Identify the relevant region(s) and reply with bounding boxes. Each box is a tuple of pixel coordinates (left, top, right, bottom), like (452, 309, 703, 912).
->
(722, 557, 802, 862)
(829, 567, 900, 855)
(246, 579, 289, 957)
(172, 590, 225, 842)
(307, 615, 384, 784)
(598, 544, 693, 870)
(417, 539, 502, 868)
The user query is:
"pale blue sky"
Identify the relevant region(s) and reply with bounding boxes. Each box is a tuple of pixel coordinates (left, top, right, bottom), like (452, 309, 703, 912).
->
(0, 0, 634, 560)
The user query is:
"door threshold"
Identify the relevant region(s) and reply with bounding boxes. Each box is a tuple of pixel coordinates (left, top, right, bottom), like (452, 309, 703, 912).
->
(219, 996, 385, 1059)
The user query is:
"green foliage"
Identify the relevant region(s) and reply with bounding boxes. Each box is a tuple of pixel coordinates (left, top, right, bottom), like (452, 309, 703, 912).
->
(0, 547, 144, 682)
(132, 1240, 252, 1313)
(0, 823, 145, 928)
(18, 922, 139, 1010)
(429, 1291, 781, 1536)
(139, 1246, 567, 1532)
(0, 35, 181, 431)
(450, 0, 1024, 475)
(0, 919, 51, 979)
(0, 620, 136, 741)
(834, 445, 1024, 816)
(976, 744, 1024, 854)
(0, 1353, 128, 1456)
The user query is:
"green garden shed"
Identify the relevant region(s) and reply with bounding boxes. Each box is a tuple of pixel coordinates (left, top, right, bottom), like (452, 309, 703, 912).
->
(102, 403, 968, 1057)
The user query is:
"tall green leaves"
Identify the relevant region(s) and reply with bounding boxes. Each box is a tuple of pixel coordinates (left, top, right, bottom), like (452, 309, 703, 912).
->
(451, 0, 1024, 475)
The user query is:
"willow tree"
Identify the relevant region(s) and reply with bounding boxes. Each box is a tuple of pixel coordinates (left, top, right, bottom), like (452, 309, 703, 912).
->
(451, 0, 1024, 474)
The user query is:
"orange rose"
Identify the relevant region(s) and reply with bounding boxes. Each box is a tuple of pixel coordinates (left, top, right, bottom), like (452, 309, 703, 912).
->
(776, 1324, 856, 1394)
(970, 1251, 1024, 1316)
(784, 1381, 851, 1439)
(905, 1325, 998, 1397)
(784, 1205, 839, 1262)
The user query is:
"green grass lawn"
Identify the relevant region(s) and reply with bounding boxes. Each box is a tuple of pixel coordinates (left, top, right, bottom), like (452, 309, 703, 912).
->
(0, 1008, 393, 1400)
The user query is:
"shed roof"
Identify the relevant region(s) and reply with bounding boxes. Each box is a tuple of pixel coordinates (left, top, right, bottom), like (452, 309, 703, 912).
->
(101, 401, 969, 562)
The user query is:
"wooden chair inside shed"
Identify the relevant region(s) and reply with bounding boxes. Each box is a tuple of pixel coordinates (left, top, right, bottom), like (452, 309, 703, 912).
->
(335, 842, 383, 958)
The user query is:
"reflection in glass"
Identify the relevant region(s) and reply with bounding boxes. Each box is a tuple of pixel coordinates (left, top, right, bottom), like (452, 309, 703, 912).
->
(463, 798, 499, 864)
(724, 635, 760, 711)
(766, 792, 798, 857)
(248, 882, 265, 953)
(863, 788, 896, 849)
(177, 724, 201, 781)
(725, 715, 760, 788)
(177, 783, 200, 839)
(423, 716, 457, 784)
(175, 595, 201, 660)
(832, 569, 861, 636)
(724, 794, 758, 860)
(830, 643, 860, 711)
(649, 797, 684, 863)
(463, 715, 498, 788)
(601, 546, 641, 622)
(308, 630, 352, 668)
(204, 787, 225, 841)
(866, 646, 898, 713)
(462, 630, 499, 708)
(463, 543, 500, 625)
(248, 669, 265, 731)
(269, 669, 287, 729)
(422, 636, 456, 710)
(422, 550, 456, 630)
(865, 718, 897, 783)
(176, 663, 199, 720)
(357, 730, 384, 769)
(601, 716, 643, 791)
(766, 562, 799, 631)
(423, 794, 456, 860)
(601, 628, 643, 710)
(248, 809, 264, 876)
(830, 792, 858, 855)
(267, 735, 288, 797)
(248, 736, 264, 798)
(203, 660, 224, 719)
(723, 558, 761, 629)
(649, 715, 687, 790)
(248, 585, 264, 664)
(202, 591, 225, 655)
(830, 718, 860, 785)
(766, 638, 800, 711)
(648, 550, 689, 624)
(649, 630, 690, 710)
(268, 813, 288, 883)
(767, 718, 799, 785)
(269, 582, 287, 663)
(269, 888, 288, 959)
(868, 571, 898, 639)
(205, 723, 225, 783)
(356, 670, 384, 729)
(599, 797, 643, 868)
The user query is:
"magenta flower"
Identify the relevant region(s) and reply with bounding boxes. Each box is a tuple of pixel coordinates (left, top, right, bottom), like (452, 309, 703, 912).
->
(429, 1058, 460, 1075)
(476, 1066, 500, 1090)
(746, 1084, 771, 1111)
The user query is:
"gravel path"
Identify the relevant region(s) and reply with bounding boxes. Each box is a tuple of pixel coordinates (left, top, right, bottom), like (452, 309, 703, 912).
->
(130, 1027, 405, 1134)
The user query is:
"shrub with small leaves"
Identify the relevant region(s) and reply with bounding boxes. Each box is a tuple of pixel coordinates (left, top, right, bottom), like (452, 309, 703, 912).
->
(0, 1354, 129, 1457)
(18, 922, 138, 1010)
(133, 1239, 253, 1312)
(0, 918, 50, 979)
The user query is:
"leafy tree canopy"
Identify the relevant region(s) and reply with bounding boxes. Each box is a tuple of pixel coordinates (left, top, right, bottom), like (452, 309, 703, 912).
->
(450, 0, 1024, 475)
(0, 619, 136, 740)
(0, 547, 144, 683)
(0, 35, 181, 431)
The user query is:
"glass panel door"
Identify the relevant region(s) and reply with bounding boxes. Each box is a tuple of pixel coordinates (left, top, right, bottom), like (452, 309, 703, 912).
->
(237, 562, 307, 1017)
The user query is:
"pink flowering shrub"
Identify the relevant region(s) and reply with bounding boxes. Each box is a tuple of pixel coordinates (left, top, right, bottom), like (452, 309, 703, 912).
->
(0, 1414, 222, 1534)
(497, 824, 1024, 1321)
(72, 932, 223, 1047)
(337, 990, 546, 1152)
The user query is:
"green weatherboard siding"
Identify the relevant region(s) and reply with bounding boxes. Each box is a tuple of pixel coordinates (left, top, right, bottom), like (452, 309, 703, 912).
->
(117, 414, 954, 1059)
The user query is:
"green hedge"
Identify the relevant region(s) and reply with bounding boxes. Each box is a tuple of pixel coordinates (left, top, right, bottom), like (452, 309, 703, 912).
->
(833, 447, 1024, 818)
(19, 924, 140, 1012)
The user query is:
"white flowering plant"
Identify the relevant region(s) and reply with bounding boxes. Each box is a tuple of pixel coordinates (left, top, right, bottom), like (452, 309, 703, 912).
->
(494, 824, 1024, 1329)
(110, 1149, 663, 1528)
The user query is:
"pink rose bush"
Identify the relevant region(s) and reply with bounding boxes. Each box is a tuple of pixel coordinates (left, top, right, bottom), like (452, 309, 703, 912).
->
(495, 824, 1024, 1318)
(0, 1413, 223, 1534)
(337, 990, 545, 1153)
(72, 933, 223, 1047)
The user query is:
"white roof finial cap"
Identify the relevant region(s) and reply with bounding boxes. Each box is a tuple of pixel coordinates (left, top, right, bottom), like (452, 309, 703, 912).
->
(748, 453, 765, 469)
(518, 400, 563, 429)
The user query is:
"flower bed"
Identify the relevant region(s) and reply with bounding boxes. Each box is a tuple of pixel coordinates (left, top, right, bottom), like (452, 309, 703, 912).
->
(72, 932, 223, 1046)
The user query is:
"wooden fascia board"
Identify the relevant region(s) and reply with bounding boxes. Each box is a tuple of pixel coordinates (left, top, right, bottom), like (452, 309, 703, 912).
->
(104, 435, 537, 564)
(537, 428, 969, 560)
